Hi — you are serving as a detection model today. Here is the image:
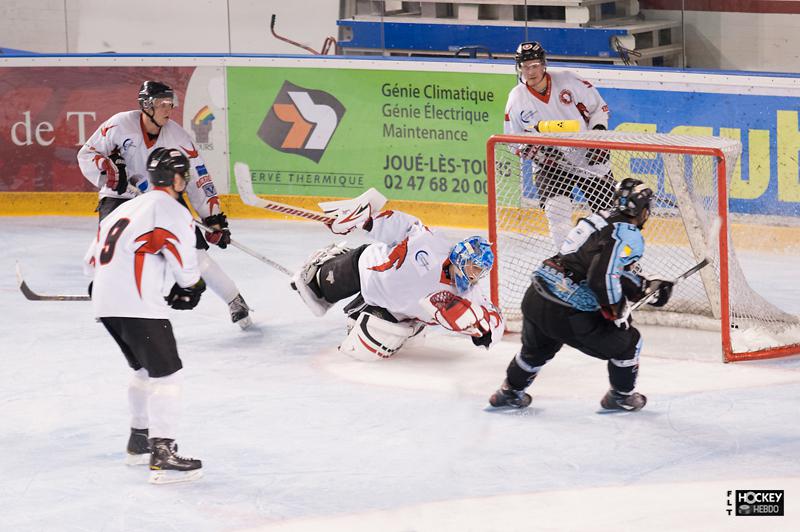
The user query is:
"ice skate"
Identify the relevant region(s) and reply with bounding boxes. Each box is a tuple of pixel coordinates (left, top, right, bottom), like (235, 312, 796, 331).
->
(488, 380, 532, 409)
(125, 428, 151, 466)
(600, 389, 647, 411)
(148, 438, 202, 485)
(228, 293, 252, 329)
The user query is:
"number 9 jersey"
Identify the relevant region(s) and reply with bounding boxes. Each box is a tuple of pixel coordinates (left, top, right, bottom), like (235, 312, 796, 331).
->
(84, 190, 200, 319)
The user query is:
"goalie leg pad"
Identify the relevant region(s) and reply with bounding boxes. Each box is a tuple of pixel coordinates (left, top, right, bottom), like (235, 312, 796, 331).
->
(291, 242, 351, 317)
(339, 312, 418, 361)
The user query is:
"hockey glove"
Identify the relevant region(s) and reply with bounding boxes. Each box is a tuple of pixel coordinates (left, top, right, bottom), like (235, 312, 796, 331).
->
(99, 155, 125, 194)
(165, 278, 206, 310)
(319, 188, 387, 235)
(98, 156, 122, 192)
(471, 330, 492, 348)
(110, 151, 128, 195)
(644, 278, 674, 308)
(203, 213, 231, 249)
(585, 125, 610, 166)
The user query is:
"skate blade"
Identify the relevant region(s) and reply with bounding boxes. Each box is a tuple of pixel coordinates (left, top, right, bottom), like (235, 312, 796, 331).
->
(125, 453, 150, 466)
(235, 316, 253, 330)
(483, 404, 536, 416)
(148, 468, 203, 485)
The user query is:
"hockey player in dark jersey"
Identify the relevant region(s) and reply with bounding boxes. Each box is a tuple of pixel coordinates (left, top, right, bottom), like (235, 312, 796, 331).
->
(487, 178, 674, 411)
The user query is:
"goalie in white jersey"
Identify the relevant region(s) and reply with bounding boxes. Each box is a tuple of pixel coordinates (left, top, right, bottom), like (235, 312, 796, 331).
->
(504, 41, 617, 249)
(290, 199, 505, 360)
(77, 80, 251, 328)
(84, 148, 207, 484)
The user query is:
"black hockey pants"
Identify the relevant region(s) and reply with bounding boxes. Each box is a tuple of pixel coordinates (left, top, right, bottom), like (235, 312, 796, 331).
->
(317, 245, 368, 304)
(506, 283, 642, 393)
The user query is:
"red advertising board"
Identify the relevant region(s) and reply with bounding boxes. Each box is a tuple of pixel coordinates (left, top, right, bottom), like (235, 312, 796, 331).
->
(0, 66, 194, 191)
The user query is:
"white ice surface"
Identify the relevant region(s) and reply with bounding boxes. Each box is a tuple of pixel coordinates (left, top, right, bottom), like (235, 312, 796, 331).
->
(2, 217, 799, 532)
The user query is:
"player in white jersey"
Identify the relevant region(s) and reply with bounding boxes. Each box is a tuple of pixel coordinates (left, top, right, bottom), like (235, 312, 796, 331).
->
(84, 148, 206, 484)
(504, 41, 617, 248)
(77, 81, 251, 328)
(291, 207, 505, 360)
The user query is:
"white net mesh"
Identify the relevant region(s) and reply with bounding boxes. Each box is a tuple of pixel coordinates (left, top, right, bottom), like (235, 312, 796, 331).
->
(489, 131, 800, 361)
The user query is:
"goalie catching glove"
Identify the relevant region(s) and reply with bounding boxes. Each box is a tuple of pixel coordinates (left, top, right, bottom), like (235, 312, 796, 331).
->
(165, 278, 206, 310)
(419, 291, 504, 349)
(318, 188, 388, 235)
(203, 213, 231, 249)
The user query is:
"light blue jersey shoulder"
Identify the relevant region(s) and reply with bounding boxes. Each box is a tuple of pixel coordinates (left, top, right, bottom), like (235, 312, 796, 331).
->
(611, 222, 644, 268)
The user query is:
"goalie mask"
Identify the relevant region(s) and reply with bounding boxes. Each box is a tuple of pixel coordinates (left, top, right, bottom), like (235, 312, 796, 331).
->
(449, 236, 494, 293)
(147, 147, 190, 187)
(615, 178, 653, 226)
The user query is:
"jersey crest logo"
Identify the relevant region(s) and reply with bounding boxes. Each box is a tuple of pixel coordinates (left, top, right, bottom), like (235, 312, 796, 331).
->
(519, 110, 536, 124)
(369, 238, 408, 272)
(258, 81, 346, 163)
(133, 228, 182, 297)
(559, 89, 574, 105)
(121, 138, 135, 154)
(415, 250, 430, 269)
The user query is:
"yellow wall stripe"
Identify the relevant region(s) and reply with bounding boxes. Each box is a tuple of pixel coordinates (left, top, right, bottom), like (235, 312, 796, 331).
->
(2, 192, 797, 253)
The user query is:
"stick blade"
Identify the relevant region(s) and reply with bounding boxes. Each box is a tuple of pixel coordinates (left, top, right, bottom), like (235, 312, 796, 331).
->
(16, 261, 90, 301)
(233, 162, 267, 208)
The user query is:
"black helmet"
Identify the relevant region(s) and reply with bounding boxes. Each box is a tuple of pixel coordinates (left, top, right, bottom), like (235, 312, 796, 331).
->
(147, 147, 190, 187)
(515, 41, 546, 66)
(615, 178, 653, 218)
(138, 81, 176, 110)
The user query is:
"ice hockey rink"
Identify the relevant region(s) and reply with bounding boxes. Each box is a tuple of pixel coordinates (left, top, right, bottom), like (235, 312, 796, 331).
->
(2, 216, 799, 531)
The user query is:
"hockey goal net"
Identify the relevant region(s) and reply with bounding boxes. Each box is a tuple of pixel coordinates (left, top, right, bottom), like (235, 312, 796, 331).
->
(487, 131, 800, 363)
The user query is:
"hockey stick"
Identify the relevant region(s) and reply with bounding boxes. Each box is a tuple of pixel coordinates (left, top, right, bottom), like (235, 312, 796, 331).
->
(233, 162, 335, 224)
(631, 214, 720, 311)
(194, 220, 292, 276)
(16, 262, 90, 301)
(630, 258, 710, 311)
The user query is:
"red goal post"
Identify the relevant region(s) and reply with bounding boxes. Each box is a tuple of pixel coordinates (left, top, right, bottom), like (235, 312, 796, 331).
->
(486, 132, 800, 363)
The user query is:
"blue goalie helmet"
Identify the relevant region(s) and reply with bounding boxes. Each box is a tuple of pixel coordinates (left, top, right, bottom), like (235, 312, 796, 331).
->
(449, 236, 494, 293)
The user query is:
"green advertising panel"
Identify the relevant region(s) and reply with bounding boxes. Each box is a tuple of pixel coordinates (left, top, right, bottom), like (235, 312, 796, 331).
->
(228, 66, 510, 204)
